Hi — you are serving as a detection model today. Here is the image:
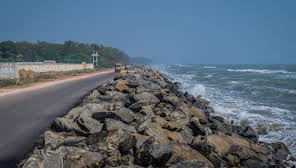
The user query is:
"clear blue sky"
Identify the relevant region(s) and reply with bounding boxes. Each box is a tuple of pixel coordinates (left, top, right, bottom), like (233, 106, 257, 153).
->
(0, 0, 295, 64)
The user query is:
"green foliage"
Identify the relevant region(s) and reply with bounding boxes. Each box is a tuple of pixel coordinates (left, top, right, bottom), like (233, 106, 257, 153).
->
(0, 40, 130, 67)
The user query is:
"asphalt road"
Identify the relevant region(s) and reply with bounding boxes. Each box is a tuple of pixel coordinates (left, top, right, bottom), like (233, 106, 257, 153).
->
(0, 71, 114, 168)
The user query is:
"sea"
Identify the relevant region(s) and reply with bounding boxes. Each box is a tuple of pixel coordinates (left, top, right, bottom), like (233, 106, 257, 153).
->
(153, 64, 296, 157)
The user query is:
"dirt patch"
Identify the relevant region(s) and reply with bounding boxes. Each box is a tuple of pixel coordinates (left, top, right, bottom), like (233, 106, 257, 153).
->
(0, 69, 107, 89)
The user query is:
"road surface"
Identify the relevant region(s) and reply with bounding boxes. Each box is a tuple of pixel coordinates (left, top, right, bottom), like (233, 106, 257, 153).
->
(0, 71, 114, 168)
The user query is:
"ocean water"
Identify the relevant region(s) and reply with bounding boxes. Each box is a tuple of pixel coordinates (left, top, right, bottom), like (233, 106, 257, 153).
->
(153, 64, 296, 157)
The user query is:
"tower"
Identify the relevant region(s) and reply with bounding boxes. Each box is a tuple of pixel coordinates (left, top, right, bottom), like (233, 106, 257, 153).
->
(91, 51, 99, 67)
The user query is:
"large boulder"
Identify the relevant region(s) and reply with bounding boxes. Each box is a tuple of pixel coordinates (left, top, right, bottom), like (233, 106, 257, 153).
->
(135, 134, 172, 167)
(105, 118, 137, 133)
(76, 110, 104, 135)
(166, 143, 214, 167)
(131, 92, 160, 105)
(87, 129, 136, 154)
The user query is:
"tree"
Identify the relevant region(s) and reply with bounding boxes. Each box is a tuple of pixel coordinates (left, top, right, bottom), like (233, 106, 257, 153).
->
(15, 54, 24, 62)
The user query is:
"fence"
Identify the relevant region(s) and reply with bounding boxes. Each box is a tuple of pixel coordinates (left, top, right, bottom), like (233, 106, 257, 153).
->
(0, 62, 94, 79)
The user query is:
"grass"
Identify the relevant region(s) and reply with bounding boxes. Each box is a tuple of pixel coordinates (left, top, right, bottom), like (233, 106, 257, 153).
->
(0, 69, 99, 88)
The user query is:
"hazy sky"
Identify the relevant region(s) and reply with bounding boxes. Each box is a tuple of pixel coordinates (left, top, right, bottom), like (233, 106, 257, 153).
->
(0, 0, 295, 64)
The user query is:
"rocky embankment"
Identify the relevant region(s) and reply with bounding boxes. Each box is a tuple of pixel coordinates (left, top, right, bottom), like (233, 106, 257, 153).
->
(20, 66, 293, 168)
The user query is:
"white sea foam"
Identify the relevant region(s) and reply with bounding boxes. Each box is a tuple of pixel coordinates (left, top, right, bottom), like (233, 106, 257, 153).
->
(204, 66, 217, 69)
(205, 74, 213, 78)
(190, 84, 206, 96)
(228, 81, 239, 84)
(227, 69, 291, 74)
(288, 90, 296, 94)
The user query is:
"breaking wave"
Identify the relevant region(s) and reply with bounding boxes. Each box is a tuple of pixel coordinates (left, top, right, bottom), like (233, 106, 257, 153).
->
(227, 69, 291, 74)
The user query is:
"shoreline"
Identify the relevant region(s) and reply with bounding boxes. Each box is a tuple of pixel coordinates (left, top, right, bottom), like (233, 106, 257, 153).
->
(19, 66, 293, 168)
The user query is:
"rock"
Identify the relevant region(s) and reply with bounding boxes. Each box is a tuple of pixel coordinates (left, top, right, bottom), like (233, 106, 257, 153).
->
(116, 82, 128, 91)
(270, 142, 290, 160)
(57, 146, 106, 168)
(105, 165, 144, 168)
(105, 118, 137, 133)
(188, 117, 212, 136)
(51, 118, 75, 132)
(163, 95, 181, 107)
(155, 79, 167, 88)
(169, 160, 211, 168)
(166, 143, 214, 167)
(191, 133, 271, 167)
(87, 90, 100, 99)
(241, 126, 258, 143)
(140, 105, 155, 119)
(163, 129, 186, 143)
(135, 134, 172, 167)
(131, 92, 159, 105)
(21, 150, 63, 168)
(152, 115, 182, 132)
(87, 129, 136, 154)
(43, 131, 86, 149)
(137, 119, 153, 134)
(136, 80, 161, 93)
(76, 110, 104, 134)
(92, 107, 136, 123)
(211, 116, 227, 124)
(21, 146, 106, 168)
(180, 126, 194, 144)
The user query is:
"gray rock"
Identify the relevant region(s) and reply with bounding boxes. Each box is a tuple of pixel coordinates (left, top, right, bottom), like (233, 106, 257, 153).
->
(105, 118, 137, 133)
(92, 107, 136, 124)
(270, 142, 290, 160)
(87, 129, 136, 153)
(76, 110, 104, 134)
(169, 160, 211, 168)
(132, 92, 159, 105)
(135, 134, 172, 167)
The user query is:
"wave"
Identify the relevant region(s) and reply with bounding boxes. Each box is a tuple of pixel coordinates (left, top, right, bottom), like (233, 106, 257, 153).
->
(227, 69, 292, 74)
(204, 66, 217, 69)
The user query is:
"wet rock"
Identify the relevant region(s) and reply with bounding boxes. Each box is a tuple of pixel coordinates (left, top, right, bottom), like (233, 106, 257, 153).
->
(233, 125, 259, 143)
(270, 142, 290, 160)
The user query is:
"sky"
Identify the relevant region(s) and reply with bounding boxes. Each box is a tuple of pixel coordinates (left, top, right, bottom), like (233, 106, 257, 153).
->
(0, 0, 295, 64)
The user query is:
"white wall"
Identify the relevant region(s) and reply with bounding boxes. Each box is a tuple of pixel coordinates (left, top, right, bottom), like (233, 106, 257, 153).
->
(0, 62, 94, 79)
